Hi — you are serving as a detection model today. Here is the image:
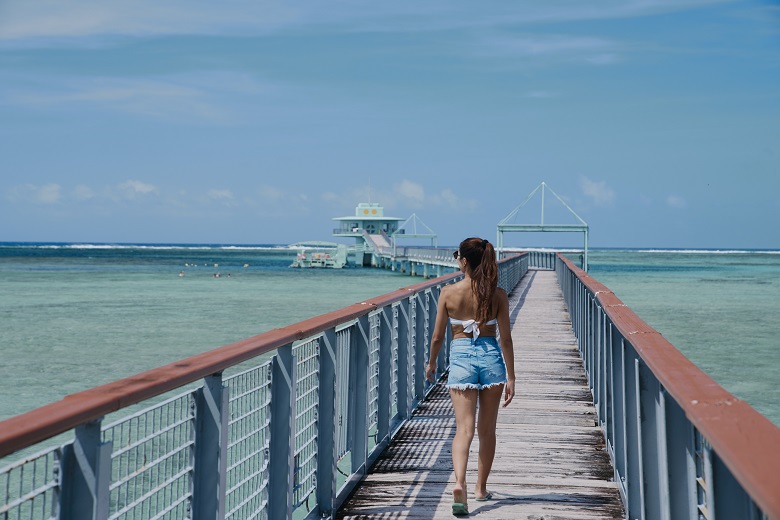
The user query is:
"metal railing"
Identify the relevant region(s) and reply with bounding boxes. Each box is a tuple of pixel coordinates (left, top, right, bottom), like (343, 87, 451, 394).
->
(0, 254, 528, 520)
(392, 246, 457, 266)
(556, 254, 780, 520)
(526, 250, 556, 270)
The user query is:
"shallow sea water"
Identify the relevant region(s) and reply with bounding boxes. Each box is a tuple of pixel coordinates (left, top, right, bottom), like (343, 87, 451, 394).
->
(1, 245, 778, 428)
(0, 245, 415, 420)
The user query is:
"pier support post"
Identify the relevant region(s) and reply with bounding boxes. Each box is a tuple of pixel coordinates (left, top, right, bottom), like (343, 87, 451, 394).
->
(268, 343, 296, 519)
(60, 420, 112, 520)
(192, 373, 229, 520)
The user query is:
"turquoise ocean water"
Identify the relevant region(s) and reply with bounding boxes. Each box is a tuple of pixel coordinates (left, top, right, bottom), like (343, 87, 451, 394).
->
(0, 244, 778, 428)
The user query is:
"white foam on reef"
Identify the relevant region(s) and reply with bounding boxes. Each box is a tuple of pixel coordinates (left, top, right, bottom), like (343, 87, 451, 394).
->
(635, 249, 780, 255)
(1, 243, 289, 251)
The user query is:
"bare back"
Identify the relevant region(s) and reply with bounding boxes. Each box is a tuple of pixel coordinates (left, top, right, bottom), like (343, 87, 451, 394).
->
(443, 279, 505, 339)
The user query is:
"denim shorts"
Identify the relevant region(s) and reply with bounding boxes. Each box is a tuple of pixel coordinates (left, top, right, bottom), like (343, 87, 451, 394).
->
(447, 336, 507, 390)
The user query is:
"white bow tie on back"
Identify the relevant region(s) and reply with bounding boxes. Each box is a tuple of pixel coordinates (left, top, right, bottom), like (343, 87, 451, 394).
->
(459, 319, 481, 339)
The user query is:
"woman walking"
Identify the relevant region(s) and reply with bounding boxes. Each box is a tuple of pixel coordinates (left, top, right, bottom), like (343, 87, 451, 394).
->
(426, 237, 516, 516)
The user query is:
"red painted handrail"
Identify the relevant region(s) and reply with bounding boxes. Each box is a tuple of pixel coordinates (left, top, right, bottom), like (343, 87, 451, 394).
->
(558, 254, 780, 518)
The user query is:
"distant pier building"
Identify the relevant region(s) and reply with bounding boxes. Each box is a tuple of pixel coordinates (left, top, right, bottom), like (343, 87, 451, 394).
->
(333, 202, 403, 266)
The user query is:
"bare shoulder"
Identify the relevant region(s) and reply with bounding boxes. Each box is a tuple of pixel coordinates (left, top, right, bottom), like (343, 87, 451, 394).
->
(493, 287, 509, 309)
(439, 282, 456, 301)
(441, 283, 456, 296)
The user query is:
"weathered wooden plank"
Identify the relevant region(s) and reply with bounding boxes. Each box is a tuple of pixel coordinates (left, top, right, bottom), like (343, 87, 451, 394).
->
(337, 270, 624, 519)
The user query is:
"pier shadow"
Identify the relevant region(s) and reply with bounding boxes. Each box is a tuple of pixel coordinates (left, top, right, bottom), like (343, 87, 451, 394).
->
(466, 492, 624, 519)
(336, 380, 457, 518)
(508, 270, 536, 322)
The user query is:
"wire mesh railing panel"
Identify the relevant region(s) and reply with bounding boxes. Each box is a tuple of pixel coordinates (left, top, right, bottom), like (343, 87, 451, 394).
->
(224, 361, 272, 520)
(103, 391, 196, 520)
(0, 446, 60, 520)
(367, 311, 382, 439)
(292, 338, 320, 512)
(335, 327, 352, 460)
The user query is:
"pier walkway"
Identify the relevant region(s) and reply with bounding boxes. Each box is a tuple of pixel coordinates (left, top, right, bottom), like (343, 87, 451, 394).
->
(337, 269, 624, 519)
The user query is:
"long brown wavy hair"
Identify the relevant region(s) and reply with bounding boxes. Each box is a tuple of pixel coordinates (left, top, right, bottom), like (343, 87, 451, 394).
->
(458, 237, 498, 324)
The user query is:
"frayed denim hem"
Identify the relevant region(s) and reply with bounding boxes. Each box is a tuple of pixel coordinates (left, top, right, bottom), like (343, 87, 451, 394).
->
(447, 383, 481, 390)
(447, 381, 506, 391)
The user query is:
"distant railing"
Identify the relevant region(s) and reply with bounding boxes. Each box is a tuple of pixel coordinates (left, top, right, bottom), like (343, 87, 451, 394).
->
(392, 246, 457, 266)
(0, 254, 528, 520)
(527, 251, 556, 270)
(556, 254, 780, 520)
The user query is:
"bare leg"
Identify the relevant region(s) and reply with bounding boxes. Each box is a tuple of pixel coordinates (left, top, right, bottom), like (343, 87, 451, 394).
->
(475, 384, 504, 499)
(450, 388, 478, 506)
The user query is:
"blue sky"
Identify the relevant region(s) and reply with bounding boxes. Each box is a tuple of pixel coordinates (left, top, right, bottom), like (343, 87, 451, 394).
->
(1, 1, 778, 248)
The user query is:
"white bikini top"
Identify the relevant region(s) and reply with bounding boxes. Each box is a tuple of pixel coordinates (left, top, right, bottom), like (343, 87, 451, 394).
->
(449, 318, 498, 340)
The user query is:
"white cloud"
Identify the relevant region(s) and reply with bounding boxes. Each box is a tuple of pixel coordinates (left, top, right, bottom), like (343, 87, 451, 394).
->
(208, 189, 234, 200)
(666, 194, 687, 208)
(6, 183, 62, 204)
(580, 176, 615, 207)
(525, 90, 559, 98)
(7, 75, 241, 124)
(0, 1, 299, 40)
(395, 180, 425, 205)
(36, 183, 62, 204)
(483, 34, 615, 58)
(587, 53, 621, 65)
(0, 0, 730, 43)
(258, 185, 285, 201)
(437, 189, 458, 207)
(73, 184, 97, 201)
(430, 188, 477, 210)
(118, 180, 159, 199)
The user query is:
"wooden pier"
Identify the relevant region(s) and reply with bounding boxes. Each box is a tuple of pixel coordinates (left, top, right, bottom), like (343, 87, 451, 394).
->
(337, 269, 625, 519)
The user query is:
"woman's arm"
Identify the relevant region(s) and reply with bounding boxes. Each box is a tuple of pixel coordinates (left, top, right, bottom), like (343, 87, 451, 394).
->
(496, 288, 515, 407)
(426, 286, 450, 382)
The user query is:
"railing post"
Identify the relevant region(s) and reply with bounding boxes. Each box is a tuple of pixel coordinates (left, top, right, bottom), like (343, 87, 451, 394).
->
(665, 397, 697, 519)
(656, 386, 673, 520)
(268, 343, 296, 519)
(712, 449, 758, 519)
(192, 373, 229, 520)
(59, 419, 112, 520)
(316, 329, 338, 517)
(414, 292, 427, 401)
(396, 298, 411, 420)
(637, 364, 666, 520)
(351, 316, 370, 475)
(432, 287, 447, 377)
(624, 347, 643, 520)
(377, 307, 393, 444)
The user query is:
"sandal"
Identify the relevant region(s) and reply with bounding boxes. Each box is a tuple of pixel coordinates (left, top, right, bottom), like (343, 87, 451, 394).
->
(475, 491, 493, 502)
